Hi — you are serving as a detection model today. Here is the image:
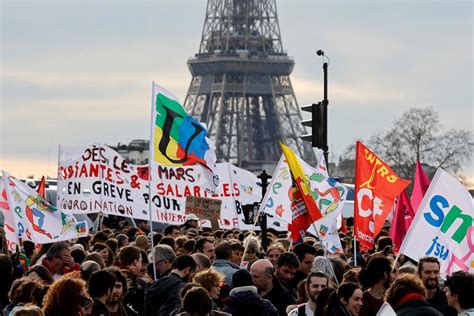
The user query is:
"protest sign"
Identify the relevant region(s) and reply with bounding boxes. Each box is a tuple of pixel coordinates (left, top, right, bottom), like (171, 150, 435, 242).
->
(399, 168, 474, 275)
(185, 196, 221, 221)
(58, 144, 261, 229)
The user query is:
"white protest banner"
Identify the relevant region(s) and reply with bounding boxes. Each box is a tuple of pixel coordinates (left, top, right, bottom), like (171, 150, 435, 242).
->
(2, 171, 88, 244)
(399, 168, 474, 275)
(58, 144, 151, 220)
(0, 179, 19, 252)
(58, 144, 261, 229)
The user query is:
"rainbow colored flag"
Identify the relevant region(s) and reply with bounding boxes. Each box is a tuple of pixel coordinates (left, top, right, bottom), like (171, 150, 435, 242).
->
(150, 83, 219, 192)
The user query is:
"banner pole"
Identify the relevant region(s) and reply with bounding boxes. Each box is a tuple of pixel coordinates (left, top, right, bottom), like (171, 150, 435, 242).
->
(311, 222, 339, 286)
(148, 82, 157, 281)
(392, 251, 401, 271)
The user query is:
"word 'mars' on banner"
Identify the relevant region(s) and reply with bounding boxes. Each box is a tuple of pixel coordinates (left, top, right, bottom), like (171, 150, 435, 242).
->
(354, 142, 410, 250)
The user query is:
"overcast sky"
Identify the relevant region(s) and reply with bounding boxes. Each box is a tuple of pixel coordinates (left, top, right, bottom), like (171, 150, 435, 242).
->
(1, 0, 472, 180)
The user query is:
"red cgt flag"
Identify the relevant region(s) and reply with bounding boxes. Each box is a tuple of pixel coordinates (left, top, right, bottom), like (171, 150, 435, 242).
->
(354, 142, 410, 250)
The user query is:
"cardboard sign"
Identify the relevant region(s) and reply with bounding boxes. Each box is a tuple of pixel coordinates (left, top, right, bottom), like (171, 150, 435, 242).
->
(185, 196, 221, 221)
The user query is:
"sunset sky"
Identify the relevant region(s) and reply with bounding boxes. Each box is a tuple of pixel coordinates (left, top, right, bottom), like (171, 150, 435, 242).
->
(1, 0, 472, 182)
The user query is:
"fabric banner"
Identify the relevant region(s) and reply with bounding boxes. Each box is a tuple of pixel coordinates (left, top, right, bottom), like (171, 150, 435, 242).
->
(57, 144, 261, 229)
(260, 150, 349, 252)
(399, 168, 474, 275)
(0, 179, 19, 252)
(150, 82, 219, 193)
(411, 160, 431, 214)
(354, 142, 410, 250)
(2, 171, 88, 244)
(389, 190, 414, 252)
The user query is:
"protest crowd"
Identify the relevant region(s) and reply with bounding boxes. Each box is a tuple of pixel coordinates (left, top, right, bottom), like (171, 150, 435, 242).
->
(0, 212, 473, 316)
(1, 86, 473, 316)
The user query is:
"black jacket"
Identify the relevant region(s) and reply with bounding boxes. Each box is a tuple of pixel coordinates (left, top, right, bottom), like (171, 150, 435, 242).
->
(144, 272, 186, 316)
(263, 276, 296, 316)
(223, 286, 278, 316)
(396, 299, 442, 316)
(91, 299, 111, 316)
(427, 288, 457, 316)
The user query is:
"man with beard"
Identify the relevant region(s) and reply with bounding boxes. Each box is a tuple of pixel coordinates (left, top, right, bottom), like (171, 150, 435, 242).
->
(105, 267, 137, 316)
(144, 254, 197, 316)
(288, 271, 329, 316)
(358, 255, 394, 316)
(274, 252, 300, 298)
(417, 257, 457, 316)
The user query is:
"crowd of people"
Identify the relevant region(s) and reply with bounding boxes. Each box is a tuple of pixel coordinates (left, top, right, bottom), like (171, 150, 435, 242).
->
(0, 214, 473, 316)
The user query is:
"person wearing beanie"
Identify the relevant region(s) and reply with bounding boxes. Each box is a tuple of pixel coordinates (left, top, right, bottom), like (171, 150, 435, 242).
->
(80, 260, 101, 283)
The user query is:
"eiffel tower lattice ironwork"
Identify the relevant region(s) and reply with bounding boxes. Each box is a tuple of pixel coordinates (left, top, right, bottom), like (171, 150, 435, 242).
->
(184, 0, 316, 170)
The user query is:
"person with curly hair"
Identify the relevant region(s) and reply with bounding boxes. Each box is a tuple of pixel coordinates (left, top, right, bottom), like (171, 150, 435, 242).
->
(385, 273, 441, 315)
(42, 277, 92, 316)
(193, 268, 225, 309)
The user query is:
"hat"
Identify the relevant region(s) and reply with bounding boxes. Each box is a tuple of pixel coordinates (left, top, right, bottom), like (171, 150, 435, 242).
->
(232, 269, 253, 288)
(135, 235, 149, 250)
(185, 214, 199, 222)
(71, 244, 85, 252)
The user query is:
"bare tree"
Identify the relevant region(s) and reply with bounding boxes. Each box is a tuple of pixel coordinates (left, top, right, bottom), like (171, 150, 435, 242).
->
(369, 107, 473, 179)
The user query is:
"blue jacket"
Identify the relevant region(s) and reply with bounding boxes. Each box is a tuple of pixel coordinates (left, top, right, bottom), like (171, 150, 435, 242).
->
(211, 259, 240, 287)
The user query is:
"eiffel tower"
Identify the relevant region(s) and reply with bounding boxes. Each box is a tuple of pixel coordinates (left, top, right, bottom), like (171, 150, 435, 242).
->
(184, 0, 316, 170)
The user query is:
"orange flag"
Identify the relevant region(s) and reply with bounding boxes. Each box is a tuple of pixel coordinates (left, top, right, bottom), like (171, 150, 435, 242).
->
(354, 142, 410, 250)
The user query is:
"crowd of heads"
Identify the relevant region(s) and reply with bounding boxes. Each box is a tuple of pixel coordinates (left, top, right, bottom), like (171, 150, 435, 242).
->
(0, 217, 473, 316)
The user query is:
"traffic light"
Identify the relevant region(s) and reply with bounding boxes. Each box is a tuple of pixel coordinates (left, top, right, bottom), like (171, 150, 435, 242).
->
(300, 101, 327, 149)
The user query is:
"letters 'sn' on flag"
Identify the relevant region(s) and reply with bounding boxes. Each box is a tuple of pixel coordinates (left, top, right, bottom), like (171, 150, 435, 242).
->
(411, 160, 431, 214)
(389, 190, 414, 252)
(280, 144, 323, 242)
(2, 171, 88, 245)
(354, 142, 410, 250)
(150, 82, 219, 192)
(399, 168, 474, 275)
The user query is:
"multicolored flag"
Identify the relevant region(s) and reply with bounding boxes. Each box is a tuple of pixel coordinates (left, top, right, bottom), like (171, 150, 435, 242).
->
(389, 190, 414, 252)
(280, 144, 323, 242)
(411, 160, 431, 213)
(354, 142, 410, 250)
(399, 168, 473, 275)
(0, 179, 19, 253)
(150, 82, 218, 192)
(2, 171, 88, 244)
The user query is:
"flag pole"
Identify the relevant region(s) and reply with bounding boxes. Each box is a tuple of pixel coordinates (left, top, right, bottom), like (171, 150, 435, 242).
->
(148, 82, 157, 281)
(311, 221, 339, 286)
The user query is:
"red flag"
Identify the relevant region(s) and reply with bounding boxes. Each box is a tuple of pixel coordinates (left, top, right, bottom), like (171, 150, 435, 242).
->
(36, 176, 47, 199)
(354, 142, 410, 250)
(340, 213, 348, 234)
(410, 160, 430, 213)
(389, 191, 414, 252)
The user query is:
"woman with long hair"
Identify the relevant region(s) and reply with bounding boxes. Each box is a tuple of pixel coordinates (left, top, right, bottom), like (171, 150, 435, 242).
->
(91, 243, 114, 267)
(324, 282, 363, 316)
(42, 277, 92, 316)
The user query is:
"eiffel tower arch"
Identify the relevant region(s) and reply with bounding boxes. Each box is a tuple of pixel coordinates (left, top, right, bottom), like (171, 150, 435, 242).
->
(184, 0, 316, 170)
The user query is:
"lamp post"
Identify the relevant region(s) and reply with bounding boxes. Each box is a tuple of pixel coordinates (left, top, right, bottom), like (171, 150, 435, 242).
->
(316, 49, 330, 170)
